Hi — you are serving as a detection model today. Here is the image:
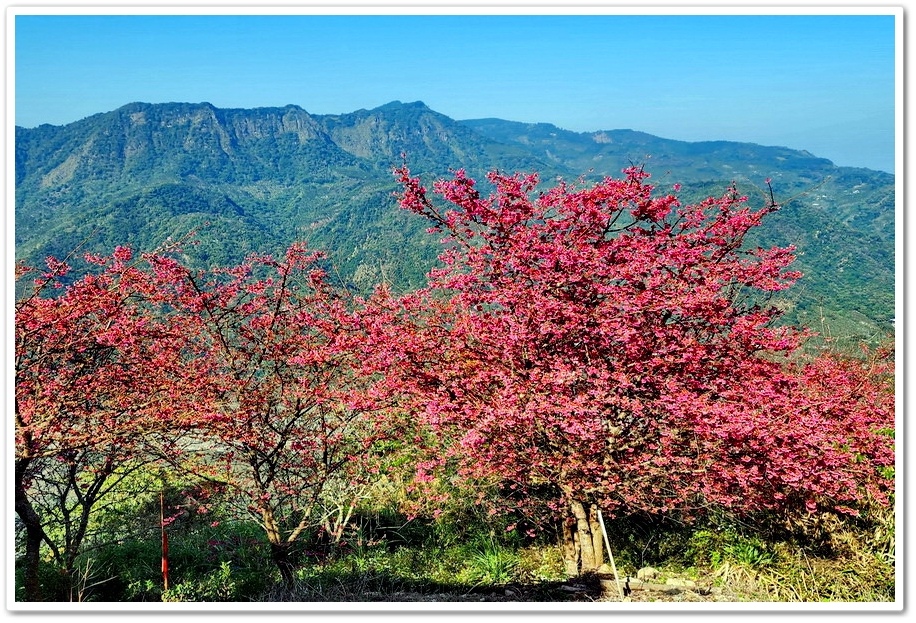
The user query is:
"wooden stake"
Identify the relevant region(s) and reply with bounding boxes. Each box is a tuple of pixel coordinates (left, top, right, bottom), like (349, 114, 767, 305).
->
(161, 490, 169, 592)
(597, 509, 625, 600)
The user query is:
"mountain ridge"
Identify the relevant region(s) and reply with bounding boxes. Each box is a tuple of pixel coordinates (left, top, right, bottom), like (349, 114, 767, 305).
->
(15, 100, 895, 340)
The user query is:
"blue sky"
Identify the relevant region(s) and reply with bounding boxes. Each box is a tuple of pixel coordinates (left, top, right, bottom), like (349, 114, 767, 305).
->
(12, 9, 899, 172)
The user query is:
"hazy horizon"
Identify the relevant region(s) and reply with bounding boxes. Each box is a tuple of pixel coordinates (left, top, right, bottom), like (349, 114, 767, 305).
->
(12, 9, 899, 173)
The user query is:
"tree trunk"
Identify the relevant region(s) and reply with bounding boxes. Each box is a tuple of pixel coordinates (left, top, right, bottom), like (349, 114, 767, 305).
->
(589, 504, 605, 569)
(15, 458, 46, 601)
(261, 504, 296, 585)
(560, 498, 605, 577)
(570, 499, 599, 572)
(270, 541, 296, 585)
(561, 516, 579, 577)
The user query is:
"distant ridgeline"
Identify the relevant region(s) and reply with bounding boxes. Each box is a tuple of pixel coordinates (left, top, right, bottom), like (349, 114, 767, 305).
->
(15, 101, 895, 341)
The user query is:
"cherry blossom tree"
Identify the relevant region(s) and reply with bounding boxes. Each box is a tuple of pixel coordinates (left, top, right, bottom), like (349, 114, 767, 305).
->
(385, 165, 895, 575)
(14, 248, 204, 600)
(147, 243, 386, 583)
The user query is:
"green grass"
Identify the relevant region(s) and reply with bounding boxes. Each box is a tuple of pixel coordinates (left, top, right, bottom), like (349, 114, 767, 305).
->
(15, 497, 895, 603)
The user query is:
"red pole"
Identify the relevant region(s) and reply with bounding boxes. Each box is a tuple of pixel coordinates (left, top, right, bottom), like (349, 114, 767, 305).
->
(161, 490, 169, 592)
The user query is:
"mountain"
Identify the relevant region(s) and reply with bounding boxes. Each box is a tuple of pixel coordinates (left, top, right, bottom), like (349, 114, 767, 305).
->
(461, 118, 896, 339)
(14, 101, 895, 341)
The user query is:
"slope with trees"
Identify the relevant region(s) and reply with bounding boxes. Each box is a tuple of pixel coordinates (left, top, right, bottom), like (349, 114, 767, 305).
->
(15, 101, 895, 339)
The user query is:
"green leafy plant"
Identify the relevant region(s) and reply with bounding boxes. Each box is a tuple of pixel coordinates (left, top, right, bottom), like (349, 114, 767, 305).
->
(459, 537, 519, 586)
(726, 541, 776, 568)
(162, 561, 238, 602)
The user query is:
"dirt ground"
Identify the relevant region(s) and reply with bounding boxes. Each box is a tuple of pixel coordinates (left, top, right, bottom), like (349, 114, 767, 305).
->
(367, 571, 739, 603)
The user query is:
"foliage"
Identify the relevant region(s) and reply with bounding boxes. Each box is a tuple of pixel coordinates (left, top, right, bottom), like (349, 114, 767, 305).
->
(131, 242, 391, 583)
(375, 165, 894, 576)
(13, 157, 895, 599)
(162, 562, 239, 602)
(13, 246, 209, 600)
(461, 536, 520, 585)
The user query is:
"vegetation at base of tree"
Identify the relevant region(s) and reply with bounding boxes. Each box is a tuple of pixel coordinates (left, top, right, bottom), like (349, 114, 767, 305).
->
(14, 490, 895, 602)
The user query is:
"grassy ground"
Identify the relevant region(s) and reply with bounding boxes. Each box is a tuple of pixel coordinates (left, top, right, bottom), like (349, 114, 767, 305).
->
(250, 538, 895, 604)
(17, 501, 895, 604)
(245, 509, 896, 604)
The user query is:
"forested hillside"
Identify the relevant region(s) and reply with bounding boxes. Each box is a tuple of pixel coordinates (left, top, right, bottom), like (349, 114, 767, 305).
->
(15, 100, 895, 339)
